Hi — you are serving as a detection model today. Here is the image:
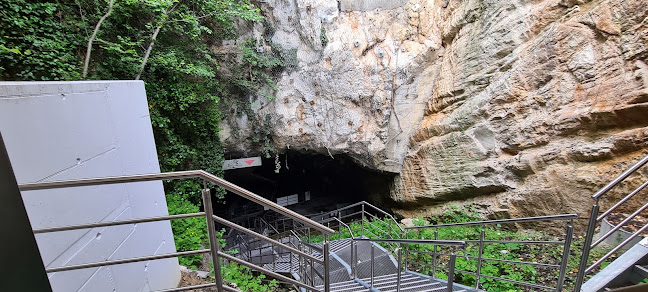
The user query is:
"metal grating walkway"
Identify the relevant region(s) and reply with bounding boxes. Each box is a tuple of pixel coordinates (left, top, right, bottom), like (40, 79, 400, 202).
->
(252, 237, 472, 291)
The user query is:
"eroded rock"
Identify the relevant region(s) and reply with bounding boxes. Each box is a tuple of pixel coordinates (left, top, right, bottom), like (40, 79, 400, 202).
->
(219, 0, 648, 228)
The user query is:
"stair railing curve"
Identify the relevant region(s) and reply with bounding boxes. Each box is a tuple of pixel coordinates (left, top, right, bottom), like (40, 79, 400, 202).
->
(405, 214, 577, 291)
(20, 170, 335, 292)
(574, 154, 648, 291)
(354, 238, 466, 292)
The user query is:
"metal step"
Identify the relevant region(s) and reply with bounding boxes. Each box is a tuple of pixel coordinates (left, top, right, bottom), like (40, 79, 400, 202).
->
(317, 279, 366, 292)
(633, 265, 648, 279)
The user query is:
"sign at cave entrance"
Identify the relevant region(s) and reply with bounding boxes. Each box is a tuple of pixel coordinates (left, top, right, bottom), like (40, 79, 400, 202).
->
(222, 157, 262, 170)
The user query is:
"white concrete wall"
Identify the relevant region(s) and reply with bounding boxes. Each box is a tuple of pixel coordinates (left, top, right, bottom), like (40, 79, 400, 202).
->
(0, 81, 180, 292)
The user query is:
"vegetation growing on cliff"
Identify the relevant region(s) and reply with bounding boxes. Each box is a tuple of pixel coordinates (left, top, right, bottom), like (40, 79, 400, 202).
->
(0, 0, 281, 288)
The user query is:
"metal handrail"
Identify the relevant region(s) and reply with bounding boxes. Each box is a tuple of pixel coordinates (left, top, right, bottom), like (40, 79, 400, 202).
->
(356, 238, 463, 292)
(330, 217, 355, 239)
(33, 212, 206, 234)
(20, 170, 335, 292)
(574, 153, 648, 291)
(218, 252, 319, 292)
(47, 249, 211, 273)
(354, 238, 466, 246)
(596, 180, 648, 221)
(361, 201, 404, 233)
(256, 217, 280, 235)
(321, 201, 404, 236)
(18, 170, 335, 235)
(404, 215, 575, 291)
(405, 213, 578, 229)
(212, 215, 321, 263)
(592, 154, 648, 199)
(591, 201, 648, 248)
(585, 223, 648, 274)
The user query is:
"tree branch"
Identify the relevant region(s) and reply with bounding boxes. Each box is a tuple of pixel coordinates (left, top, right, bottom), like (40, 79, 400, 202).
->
(135, 3, 179, 80)
(82, 0, 114, 79)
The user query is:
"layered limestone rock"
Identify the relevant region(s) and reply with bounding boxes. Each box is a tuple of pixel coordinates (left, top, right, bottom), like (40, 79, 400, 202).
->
(219, 0, 648, 225)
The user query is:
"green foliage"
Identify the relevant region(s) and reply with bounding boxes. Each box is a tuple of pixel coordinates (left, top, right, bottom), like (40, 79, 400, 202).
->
(222, 262, 278, 292)
(320, 25, 328, 47)
(0, 1, 81, 80)
(166, 184, 208, 269)
(2, 0, 290, 288)
(223, 35, 297, 158)
(233, 39, 283, 100)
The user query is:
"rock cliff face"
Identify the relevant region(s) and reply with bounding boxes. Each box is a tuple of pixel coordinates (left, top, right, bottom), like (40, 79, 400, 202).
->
(220, 0, 648, 224)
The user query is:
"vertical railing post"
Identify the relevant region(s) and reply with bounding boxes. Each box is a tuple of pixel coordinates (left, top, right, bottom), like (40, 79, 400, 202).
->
(404, 230, 409, 272)
(557, 222, 574, 292)
(323, 235, 331, 292)
(574, 203, 600, 292)
(475, 227, 485, 289)
(298, 242, 303, 284)
(310, 257, 315, 286)
(361, 204, 365, 237)
(338, 212, 342, 239)
(202, 187, 224, 292)
(351, 239, 356, 278)
(370, 244, 375, 288)
(432, 229, 438, 278)
(397, 247, 402, 292)
(447, 252, 457, 292)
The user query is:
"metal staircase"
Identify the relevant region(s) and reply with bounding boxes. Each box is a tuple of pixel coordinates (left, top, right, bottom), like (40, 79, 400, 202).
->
(16, 153, 648, 291)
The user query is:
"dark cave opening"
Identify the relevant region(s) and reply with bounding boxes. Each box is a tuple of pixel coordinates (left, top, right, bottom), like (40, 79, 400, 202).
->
(218, 150, 396, 222)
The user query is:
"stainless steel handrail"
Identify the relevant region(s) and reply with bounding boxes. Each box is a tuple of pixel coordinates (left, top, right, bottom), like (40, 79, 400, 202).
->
(596, 180, 648, 221)
(212, 215, 322, 263)
(361, 201, 404, 233)
(585, 223, 648, 274)
(592, 155, 648, 199)
(404, 214, 575, 291)
(591, 201, 648, 248)
(20, 170, 334, 292)
(47, 249, 211, 273)
(405, 214, 578, 229)
(330, 217, 355, 239)
(33, 212, 206, 234)
(325, 201, 403, 235)
(574, 153, 648, 291)
(357, 238, 463, 291)
(19, 170, 335, 235)
(256, 217, 280, 235)
(218, 252, 319, 292)
(354, 238, 466, 246)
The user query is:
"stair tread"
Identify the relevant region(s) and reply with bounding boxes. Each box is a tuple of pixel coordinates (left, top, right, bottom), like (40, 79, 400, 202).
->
(634, 264, 648, 278)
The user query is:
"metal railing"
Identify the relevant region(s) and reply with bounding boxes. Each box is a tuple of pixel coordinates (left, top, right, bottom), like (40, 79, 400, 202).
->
(354, 238, 466, 292)
(574, 154, 648, 291)
(19, 170, 335, 292)
(405, 214, 577, 291)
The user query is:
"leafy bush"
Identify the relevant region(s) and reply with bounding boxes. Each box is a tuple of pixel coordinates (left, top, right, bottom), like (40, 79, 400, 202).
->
(166, 183, 208, 269)
(222, 262, 278, 292)
(0, 1, 81, 80)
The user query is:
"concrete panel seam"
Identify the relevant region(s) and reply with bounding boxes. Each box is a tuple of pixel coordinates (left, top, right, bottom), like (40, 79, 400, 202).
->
(106, 226, 138, 261)
(43, 201, 131, 268)
(36, 147, 117, 183)
(0, 90, 108, 100)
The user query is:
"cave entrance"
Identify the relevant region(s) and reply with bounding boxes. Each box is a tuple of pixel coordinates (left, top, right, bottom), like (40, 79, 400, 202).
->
(220, 150, 396, 222)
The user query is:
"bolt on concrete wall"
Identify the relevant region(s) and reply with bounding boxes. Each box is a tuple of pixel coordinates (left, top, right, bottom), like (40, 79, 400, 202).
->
(0, 81, 180, 292)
